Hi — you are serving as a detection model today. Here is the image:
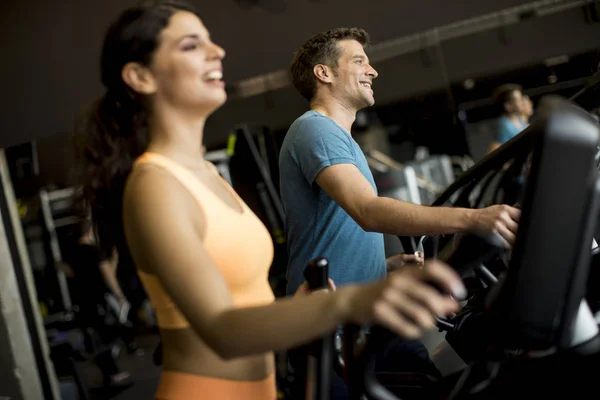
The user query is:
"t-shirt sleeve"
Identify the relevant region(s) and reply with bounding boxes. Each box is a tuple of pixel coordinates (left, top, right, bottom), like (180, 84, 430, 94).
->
(292, 120, 356, 185)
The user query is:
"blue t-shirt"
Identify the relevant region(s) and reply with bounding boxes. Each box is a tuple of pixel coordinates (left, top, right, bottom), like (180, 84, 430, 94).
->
(279, 111, 386, 296)
(496, 115, 526, 144)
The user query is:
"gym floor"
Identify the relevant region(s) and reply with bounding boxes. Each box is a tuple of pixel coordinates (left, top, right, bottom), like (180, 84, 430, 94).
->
(84, 333, 161, 400)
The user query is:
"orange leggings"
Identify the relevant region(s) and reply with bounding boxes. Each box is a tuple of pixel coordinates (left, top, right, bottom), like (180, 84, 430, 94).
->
(155, 371, 277, 400)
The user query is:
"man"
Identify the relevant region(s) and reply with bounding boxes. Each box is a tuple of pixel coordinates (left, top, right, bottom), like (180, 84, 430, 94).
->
(521, 94, 534, 124)
(279, 27, 520, 395)
(488, 84, 529, 153)
(280, 27, 519, 296)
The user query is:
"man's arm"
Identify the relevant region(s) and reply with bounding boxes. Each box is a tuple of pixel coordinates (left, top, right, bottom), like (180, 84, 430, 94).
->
(315, 163, 519, 244)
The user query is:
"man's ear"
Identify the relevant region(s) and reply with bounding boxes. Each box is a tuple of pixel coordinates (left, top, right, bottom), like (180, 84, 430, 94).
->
(313, 64, 334, 84)
(121, 62, 157, 95)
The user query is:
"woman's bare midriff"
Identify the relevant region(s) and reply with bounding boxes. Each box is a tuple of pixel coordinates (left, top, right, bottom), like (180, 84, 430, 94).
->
(159, 326, 275, 380)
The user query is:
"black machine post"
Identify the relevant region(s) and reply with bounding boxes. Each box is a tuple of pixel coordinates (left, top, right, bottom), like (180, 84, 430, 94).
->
(487, 104, 600, 350)
(303, 257, 333, 400)
(441, 99, 600, 400)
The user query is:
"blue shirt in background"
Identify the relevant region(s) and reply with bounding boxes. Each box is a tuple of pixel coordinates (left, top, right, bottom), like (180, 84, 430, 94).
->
(496, 115, 526, 144)
(279, 111, 387, 296)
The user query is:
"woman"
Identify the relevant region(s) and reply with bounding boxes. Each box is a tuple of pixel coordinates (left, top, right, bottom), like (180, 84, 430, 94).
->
(76, 2, 466, 399)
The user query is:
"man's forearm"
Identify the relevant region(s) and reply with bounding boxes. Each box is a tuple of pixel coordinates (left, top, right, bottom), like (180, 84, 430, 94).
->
(363, 197, 475, 236)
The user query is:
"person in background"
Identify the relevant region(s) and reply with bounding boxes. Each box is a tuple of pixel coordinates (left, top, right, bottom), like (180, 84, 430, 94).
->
(488, 84, 528, 153)
(65, 219, 135, 387)
(520, 94, 534, 124)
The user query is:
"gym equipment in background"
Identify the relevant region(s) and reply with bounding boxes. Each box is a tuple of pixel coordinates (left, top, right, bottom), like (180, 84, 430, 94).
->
(227, 124, 288, 295)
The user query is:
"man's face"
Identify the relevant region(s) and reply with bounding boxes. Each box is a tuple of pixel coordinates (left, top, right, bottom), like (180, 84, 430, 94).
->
(330, 40, 378, 110)
(521, 95, 533, 118)
(506, 90, 526, 115)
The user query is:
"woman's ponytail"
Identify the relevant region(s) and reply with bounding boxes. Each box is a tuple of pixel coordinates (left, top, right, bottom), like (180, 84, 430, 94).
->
(75, 89, 148, 258)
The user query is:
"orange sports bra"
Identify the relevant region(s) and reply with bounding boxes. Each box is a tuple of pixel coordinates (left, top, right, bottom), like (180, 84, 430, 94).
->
(132, 152, 275, 329)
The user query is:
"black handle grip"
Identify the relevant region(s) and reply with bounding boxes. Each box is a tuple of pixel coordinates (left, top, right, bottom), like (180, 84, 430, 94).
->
(303, 257, 332, 400)
(304, 257, 329, 290)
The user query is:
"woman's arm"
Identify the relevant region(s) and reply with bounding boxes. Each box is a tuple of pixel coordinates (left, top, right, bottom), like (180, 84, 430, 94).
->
(123, 166, 463, 360)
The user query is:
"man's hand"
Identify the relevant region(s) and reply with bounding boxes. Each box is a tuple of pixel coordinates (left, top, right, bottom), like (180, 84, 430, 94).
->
(471, 205, 521, 247)
(294, 278, 336, 297)
(386, 252, 424, 272)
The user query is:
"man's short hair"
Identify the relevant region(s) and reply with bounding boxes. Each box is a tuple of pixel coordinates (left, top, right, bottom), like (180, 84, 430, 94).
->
(290, 27, 370, 102)
(493, 83, 522, 115)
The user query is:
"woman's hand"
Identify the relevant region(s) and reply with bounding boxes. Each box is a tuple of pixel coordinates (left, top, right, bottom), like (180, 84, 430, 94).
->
(339, 260, 465, 339)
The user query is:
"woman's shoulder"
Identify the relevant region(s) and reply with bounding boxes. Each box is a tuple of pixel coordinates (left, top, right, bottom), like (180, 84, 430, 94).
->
(123, 159, 194, 228)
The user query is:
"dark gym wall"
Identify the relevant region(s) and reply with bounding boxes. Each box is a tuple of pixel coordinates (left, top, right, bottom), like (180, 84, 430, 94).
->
(1, 0, 550, 149)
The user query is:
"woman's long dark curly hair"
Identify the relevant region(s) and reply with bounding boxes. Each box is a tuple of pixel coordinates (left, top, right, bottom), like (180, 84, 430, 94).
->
(75, 1, 198, 258)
